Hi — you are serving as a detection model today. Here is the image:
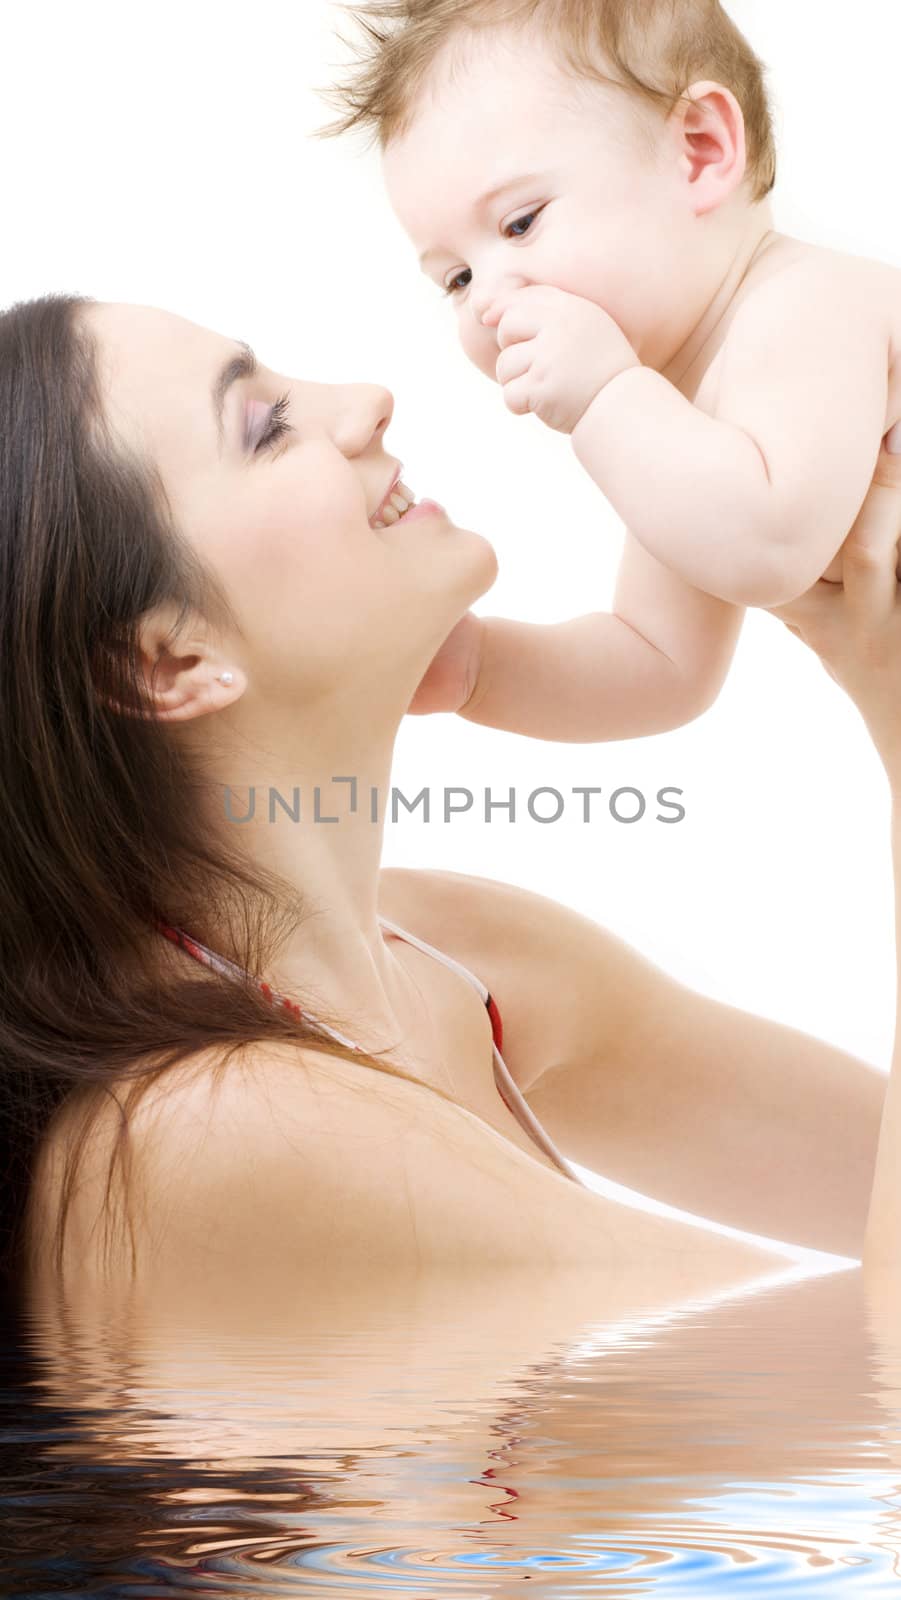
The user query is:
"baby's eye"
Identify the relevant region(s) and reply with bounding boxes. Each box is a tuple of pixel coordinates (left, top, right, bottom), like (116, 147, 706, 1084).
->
(440, 206, 545, 297)
(505, 212, 540, 240)
(442, 268, 472, 298)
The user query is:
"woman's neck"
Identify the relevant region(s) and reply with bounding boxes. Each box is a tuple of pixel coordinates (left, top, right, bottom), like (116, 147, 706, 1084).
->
(181, 700, 415, 1049)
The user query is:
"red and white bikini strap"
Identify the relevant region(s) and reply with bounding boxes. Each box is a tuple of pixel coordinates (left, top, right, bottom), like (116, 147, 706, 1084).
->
(153, 918, 358, 1048)
(376, 914, 504, 1053)
(153, 913, 504, 1056)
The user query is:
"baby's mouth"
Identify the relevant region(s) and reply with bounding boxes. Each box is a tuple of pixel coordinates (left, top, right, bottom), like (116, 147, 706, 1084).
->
(371, 481, 418, 529)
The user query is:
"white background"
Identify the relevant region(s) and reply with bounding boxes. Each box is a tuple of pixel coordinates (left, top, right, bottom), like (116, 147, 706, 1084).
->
(3, 2, 899, 1200)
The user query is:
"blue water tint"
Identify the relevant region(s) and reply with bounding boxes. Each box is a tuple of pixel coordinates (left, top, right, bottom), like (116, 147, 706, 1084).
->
(69, 1534, 901, 1598)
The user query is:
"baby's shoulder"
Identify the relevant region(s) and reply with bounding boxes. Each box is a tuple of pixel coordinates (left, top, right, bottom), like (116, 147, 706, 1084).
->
(732, 236, 900, 330)
(690, 238, 898, 415)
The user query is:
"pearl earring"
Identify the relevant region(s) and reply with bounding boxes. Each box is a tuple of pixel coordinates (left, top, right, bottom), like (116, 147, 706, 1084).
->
(217, 671, 234, 686)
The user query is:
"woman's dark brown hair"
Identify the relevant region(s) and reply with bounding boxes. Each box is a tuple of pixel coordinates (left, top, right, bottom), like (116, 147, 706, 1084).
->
(0, 291, 454, 1296)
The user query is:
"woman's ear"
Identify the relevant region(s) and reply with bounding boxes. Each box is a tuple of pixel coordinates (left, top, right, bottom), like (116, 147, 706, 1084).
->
(95, 604, 245, 722)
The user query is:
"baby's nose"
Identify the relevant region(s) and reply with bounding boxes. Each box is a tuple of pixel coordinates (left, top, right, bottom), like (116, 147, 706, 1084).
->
(471, 273, 528, 335)
(470, 281, 497, 330)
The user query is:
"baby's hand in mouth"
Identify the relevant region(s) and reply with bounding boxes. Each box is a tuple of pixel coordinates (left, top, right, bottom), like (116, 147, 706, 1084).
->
(484, 284, 641, 434)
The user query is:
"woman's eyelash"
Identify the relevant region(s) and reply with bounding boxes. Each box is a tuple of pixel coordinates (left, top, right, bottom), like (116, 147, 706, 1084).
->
(442, 208, 544, 296)
(255, 391, 294, 454)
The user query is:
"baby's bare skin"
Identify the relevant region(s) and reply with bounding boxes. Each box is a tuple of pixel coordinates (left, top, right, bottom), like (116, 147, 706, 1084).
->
(572, 236, 901, 601)
(383, 24, 901, 742)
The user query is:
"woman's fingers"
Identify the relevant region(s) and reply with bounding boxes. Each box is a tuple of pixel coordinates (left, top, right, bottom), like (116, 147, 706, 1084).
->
(764, 426, 901, 751)
(768, 576, 837, 617)
(874, 422, 901, 487)
(793, 426, 901, 772)
(841, 430, 901, 625)
(841, 488, 901, 627)
(765, 578, 841, 641)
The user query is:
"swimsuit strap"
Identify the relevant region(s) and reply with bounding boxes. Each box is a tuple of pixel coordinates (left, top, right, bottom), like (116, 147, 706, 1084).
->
(153, 913, 502, 1053)
(154, 913, 582, 1187)
(153, 918, 359, 1050)
(375, 913, 504, 1052)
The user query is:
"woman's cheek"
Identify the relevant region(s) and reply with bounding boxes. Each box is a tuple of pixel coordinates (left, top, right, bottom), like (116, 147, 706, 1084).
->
(256, 478, 341, 559)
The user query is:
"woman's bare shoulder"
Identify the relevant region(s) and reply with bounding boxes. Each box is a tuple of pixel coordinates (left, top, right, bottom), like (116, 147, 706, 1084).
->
(27, 1037, 587, 1288)
(377, 864, 598, 957)
(377, 866, 645, 1092)
(26, 1031, 794, 1307)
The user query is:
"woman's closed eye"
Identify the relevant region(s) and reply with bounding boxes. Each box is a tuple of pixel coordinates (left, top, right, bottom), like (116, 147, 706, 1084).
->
(254, 391, 295, 454)
(441, 208, 547, 297)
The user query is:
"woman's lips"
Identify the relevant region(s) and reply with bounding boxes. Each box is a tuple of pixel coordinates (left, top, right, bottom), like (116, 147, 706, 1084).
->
(370, 465, 403, 525)
(369, 466, 447, 529)
(390, 499, 446, 525)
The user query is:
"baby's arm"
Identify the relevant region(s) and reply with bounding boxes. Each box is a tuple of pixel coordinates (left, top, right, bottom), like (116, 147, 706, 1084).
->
(457, 530, 744, 743)
(571, 261, 890, 608)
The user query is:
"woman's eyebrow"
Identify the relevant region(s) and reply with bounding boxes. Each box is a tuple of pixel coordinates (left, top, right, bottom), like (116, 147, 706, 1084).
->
(212, 341, 259, 454)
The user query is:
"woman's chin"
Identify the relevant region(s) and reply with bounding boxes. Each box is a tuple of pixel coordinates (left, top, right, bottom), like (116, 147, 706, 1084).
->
(475, 532, 500, 585)
(402, 513, 498, 588)
(446, 525, 499, 593)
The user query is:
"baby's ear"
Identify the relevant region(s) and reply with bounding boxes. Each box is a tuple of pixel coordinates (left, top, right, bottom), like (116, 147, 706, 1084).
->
(675, 81, 746, 211)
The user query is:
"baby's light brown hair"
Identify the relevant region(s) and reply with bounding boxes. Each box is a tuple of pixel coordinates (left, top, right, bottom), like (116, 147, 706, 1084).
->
(319, 0, 777, 204)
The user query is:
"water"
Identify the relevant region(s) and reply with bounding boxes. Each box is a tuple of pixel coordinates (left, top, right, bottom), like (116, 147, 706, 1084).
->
(4, 1263, 901, 1596)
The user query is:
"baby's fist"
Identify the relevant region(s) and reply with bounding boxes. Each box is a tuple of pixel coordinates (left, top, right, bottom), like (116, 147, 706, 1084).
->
(484, 285, 640, 433)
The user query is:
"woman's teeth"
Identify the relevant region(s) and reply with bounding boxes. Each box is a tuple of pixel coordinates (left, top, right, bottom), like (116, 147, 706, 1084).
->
(373, 481, 418, 528)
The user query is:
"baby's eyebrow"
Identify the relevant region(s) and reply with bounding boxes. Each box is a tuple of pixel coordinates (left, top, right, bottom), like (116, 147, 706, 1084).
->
(418, 172, 546, 268)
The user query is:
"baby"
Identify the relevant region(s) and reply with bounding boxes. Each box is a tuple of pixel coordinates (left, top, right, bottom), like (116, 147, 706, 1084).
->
(324, 0, 901, 742)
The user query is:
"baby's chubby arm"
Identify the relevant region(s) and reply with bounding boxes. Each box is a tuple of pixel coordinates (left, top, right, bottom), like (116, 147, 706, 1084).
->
(571, 260, 890, 607)
(443, 532, 745, 743)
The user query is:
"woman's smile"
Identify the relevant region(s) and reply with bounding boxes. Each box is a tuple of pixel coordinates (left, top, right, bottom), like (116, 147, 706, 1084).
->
(371, 477, 418, 528)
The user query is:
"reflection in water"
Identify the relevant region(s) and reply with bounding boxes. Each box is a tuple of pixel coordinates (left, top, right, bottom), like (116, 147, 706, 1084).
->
(4, 1263, 901, 1595)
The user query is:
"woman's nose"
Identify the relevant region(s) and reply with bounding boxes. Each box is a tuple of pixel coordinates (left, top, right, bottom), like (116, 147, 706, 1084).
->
(332, 384, 394, 458)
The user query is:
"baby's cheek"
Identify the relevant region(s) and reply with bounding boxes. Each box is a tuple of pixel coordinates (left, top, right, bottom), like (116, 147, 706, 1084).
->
(458, 318, 500, 384)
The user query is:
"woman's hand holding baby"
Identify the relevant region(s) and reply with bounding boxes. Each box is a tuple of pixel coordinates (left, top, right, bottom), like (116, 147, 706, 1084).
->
(766, 429, 901, 786)
(775, 426, 901, 1278)
(483, 285, 640, 434)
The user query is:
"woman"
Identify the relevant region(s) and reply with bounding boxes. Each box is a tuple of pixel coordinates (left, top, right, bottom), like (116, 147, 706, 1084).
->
(3, 291, 898, 1310)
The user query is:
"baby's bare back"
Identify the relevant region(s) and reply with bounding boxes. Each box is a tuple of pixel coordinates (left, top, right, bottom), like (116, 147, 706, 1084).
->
(692, 234, 901, 584)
